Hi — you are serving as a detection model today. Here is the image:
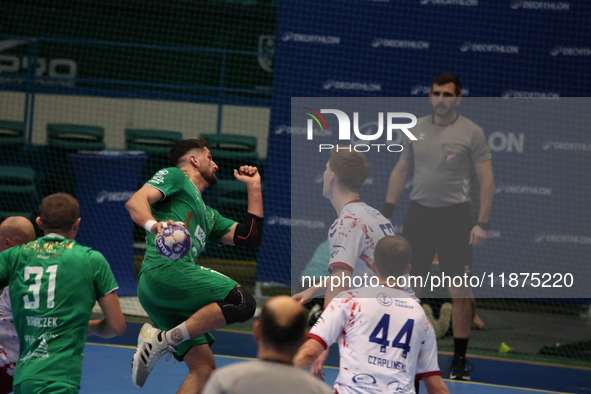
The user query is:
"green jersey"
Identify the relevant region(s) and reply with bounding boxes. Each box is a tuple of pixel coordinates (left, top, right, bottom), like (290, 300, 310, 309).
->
(142, 167, 236, 271)
(0, 234, 118, 388)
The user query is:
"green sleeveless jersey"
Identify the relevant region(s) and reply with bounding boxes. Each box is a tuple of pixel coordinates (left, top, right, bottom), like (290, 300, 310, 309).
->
(142, 167, 236, 271)
(0, 234, 118, 387)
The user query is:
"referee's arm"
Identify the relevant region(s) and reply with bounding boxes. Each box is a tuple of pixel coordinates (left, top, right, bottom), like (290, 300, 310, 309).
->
(471, 160, 494, 246)
(384, 158, 413, 218)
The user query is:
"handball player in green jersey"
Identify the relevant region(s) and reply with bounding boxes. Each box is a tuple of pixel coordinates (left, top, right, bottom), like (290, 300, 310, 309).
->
(126, 138, 263, 393)
(0, 193, 126, 394)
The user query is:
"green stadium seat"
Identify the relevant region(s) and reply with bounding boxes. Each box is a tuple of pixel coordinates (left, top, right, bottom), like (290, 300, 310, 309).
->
(0, 166, 39, 223)
(0, 120, 26, 147)
(125, 128, 183, 156)
(47, 123, 106, 151)
(201, 133, 257, 152)
(0, 120, 27, 165)
(40, 124, 106, 197)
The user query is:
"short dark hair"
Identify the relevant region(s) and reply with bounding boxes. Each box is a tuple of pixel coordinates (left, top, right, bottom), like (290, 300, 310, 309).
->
(329, 148, 370, 193)
(374, 236, 412, 277)
(431, 73, 462, 96)
(259, 300, 308, 352)
(39, 193, 79, 233)
(169, 138, 208, 167)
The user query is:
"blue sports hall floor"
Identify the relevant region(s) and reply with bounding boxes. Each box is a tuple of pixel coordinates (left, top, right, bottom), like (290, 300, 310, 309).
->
(81, 322, 591, 394)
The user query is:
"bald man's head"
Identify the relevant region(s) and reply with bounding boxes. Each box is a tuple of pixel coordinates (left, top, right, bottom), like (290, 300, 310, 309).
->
(258, 296, 308, 353)
(0, 216, 36, 252)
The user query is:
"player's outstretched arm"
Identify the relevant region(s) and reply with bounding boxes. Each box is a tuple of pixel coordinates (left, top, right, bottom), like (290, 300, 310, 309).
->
(422, 375, 450, 394)
(88, 292, 126, 338)
(292, 285, 326, 304)
(294, 338, 325, 370)
(125, 184, 168, 234)
(220, 166, 263, 247)
(234, 165, 263, 218)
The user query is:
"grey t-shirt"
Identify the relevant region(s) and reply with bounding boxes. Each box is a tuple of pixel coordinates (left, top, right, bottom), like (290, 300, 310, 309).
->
(401, 114, 491, 207)
(203, 360, 333, 394)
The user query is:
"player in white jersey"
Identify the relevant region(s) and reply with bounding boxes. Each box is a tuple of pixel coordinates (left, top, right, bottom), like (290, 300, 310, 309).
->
(0, 216, 36, 394)
(294, 149, 415, 306)
(295, 236, 449, 394)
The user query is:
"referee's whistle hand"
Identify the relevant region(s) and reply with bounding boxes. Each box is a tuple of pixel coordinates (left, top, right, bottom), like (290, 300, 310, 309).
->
(469, 226, 488, 246)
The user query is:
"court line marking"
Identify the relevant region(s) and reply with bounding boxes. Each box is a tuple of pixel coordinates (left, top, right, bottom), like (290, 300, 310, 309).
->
(441, 379, 577, 394)
(84, 343, 578, 394)
(438, 350, 591, 371)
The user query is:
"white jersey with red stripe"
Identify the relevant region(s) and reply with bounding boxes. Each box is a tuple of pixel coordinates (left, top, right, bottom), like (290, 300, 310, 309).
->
(310, 286, 440, 394)
(0, 287, 18, 376)
(327, 200, 416, 300)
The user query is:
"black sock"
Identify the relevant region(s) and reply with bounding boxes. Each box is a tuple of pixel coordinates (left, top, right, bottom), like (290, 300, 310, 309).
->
(454, 337, 469, 358)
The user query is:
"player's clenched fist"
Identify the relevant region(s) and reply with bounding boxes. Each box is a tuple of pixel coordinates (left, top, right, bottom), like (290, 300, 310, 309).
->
(234, 165, 261, 185)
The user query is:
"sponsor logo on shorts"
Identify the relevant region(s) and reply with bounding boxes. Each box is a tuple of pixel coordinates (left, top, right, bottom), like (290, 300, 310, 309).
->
(352, 373, 377, 385)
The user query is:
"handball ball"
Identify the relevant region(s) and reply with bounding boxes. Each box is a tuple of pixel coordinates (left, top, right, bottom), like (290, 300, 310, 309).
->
(155, 224, 191, 260)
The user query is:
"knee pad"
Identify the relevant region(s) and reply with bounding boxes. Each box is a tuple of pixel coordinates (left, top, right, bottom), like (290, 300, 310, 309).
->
(217, 286, 256, 325)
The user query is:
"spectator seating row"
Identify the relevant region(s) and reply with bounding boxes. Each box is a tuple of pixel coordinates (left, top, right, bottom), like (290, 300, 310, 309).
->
(0, 121, 262, 261)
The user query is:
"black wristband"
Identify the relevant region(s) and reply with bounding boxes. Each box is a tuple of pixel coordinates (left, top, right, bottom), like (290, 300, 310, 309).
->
(476, 222, 489, 230)
(382, 202, 396, 218)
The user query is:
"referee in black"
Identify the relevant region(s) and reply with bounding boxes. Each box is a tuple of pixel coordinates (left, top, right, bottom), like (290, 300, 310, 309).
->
(383, 73, 494, 381)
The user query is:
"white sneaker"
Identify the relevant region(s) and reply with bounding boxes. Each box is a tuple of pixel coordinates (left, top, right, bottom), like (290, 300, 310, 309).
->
(131, 323, 175, 387)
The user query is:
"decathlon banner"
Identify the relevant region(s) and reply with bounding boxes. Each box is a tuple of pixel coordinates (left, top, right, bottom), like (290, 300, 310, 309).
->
(256, 0, 591, 288)
(285, 97, 591, 298)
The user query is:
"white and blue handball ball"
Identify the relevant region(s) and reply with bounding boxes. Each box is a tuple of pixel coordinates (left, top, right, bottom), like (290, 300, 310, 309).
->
(155, 224, 191, 260)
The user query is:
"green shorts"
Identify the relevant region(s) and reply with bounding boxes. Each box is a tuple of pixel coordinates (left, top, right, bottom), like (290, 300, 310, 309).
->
(14, 380, 78, 394)
(137, 261, 238, 359)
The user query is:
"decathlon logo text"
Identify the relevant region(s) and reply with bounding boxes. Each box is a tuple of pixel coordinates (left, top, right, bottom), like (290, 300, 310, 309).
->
(371, 39, 429, 49)
(420, 0, 478, 5)
(96, 191, 135, 203)
(488, 132, 524, 153)
(495, 184, 552, 195)
(501, 90, 559, 99)
(550, 47, 591, 57)
(541, 141, 591, 151)
(460, 42, 519, 53)
(511, 1, 569, 9)
(281, 32, 340, 45)
(535, 234, 591, 244)
(322, 80, 382, 92)
(267, 216, 325, 229)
